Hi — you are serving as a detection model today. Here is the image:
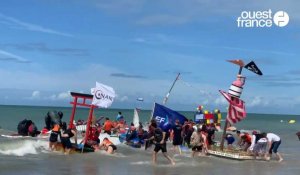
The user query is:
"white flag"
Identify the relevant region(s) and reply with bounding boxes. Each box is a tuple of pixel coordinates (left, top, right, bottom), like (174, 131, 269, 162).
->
(91, 82, 115, 108)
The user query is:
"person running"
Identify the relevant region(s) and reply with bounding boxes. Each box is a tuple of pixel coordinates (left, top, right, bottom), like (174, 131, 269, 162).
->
(172, 119, 183, 154)
(266, 133, 283, 162)
(60, 122, 77, 155)
(98, 137, 117, 154)
(148, 127, 175, 165)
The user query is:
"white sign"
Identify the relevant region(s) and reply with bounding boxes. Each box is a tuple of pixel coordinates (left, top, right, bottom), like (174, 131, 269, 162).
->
(91, 82, 115, 108)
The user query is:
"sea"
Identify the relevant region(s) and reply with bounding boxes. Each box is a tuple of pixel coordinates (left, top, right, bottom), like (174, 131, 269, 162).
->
(0, 105, 299, 175)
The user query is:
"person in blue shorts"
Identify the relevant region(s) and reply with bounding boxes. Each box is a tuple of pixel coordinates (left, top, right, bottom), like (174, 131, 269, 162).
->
(225, 133, 235, 150)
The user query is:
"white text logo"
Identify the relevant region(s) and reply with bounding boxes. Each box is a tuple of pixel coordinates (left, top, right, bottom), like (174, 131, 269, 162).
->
(273, 11, 289, 27)
(237, 10, 289, 28)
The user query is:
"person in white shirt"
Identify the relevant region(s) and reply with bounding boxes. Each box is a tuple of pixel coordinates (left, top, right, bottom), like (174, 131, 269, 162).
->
(266, 133, 283, 162)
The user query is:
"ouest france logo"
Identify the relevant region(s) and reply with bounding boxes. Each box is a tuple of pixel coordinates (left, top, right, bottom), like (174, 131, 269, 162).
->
(237, 10, 289, 28)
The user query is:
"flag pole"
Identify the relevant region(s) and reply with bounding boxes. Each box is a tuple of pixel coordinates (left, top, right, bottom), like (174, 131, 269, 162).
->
(149, 102, 156, 122)
(220, 66, 243, 151)
(163, 73, 180, 105)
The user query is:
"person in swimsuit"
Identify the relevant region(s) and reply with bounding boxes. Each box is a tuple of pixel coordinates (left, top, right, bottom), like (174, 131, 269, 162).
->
(99, 137, 117, 154)
(190, 127, 204, 157)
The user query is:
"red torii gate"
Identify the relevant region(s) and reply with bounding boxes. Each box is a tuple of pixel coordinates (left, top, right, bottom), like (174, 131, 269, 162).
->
(69, 92, 96, 144)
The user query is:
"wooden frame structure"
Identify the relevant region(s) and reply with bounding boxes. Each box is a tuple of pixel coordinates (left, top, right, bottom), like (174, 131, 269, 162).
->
(69, 92, 96, 144)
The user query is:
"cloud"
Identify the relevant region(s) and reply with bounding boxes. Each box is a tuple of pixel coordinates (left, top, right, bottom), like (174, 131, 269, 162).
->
(288, 70, 300, 75)
(137, 14, 191, 26)
(131, 33, 294, 57)
(110, 73, 147, 79)
(0, 13, 73, 37)
(26, 90, 70, 101)
(95, 0, 146, 14)
(247, 96, 269, 107)
(1, 61, 299, 113)
(214, 95, 227, 106)
(133, 38, 146, 43)
(2, 43, 89, 57)
(250, 74, 300, 87)
(56, 91, 71, 100)
(31, 91, 40, 99)
(117, 95, 129, 102)
(93, 0, 300, 26)
(47, 91, 71, 101)
(218, 46, 296, 56)
(0, 49, 31, 63)
(0, 63, 220, 109)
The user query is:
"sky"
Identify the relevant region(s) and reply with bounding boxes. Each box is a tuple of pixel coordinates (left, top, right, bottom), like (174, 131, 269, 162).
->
(0, 0, 299, 114)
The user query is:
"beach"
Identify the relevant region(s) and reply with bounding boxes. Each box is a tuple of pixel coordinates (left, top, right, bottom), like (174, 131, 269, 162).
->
(0, 105, 299, 175)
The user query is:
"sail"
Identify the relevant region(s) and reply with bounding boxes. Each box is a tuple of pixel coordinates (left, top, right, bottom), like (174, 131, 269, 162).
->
(133, 108, 140, 128)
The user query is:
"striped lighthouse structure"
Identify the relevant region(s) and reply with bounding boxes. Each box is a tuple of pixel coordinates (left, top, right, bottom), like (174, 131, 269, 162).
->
(228, 75, 245, 98)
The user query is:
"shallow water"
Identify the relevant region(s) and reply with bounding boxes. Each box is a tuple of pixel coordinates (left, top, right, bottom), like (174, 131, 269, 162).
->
(0, 105, 299, 175)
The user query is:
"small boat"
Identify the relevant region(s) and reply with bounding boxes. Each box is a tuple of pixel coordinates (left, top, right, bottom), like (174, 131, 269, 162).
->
(207, 147, 264, 160)
(119, 134, 143, 148)
(1, 133, 49, 140)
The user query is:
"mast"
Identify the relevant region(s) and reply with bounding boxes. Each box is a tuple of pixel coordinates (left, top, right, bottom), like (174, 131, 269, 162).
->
(162, 72, 180, 105)
(149, 73, 180, 122)
(220, 66, 243, 151)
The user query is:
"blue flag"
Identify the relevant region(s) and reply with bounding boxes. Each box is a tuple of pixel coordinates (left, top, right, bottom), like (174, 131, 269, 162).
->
(152, 103, 188, 131)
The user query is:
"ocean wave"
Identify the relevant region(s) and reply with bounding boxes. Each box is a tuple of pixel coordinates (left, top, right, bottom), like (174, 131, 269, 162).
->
(0, 139, 48, 156)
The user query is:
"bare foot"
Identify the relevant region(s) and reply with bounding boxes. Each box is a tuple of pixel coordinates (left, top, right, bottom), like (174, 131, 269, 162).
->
(278, 158, 283, 162)
(171, 161, 176, 165)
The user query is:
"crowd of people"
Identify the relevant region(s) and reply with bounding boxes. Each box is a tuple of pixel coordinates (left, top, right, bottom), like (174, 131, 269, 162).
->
(16, 110, 284, 163)
(233, 130, 283, 162)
